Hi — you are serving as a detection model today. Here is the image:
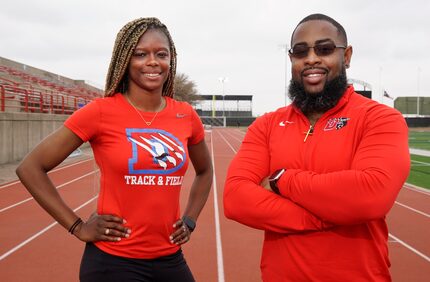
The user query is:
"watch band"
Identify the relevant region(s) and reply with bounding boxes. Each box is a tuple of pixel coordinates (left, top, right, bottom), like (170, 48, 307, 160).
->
(269, 168, 286, 194)
(182, 216, 196, 232)
(269, 179, 280, 194)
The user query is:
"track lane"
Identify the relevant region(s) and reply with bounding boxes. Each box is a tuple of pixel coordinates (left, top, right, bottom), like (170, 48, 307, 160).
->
(0, 158, 93, 190)
(181, 133, 220, 282)
(388, 242, 430, 282)
(0, 159, 95, 209)
(0, 175, 97, 256)
(0, 201, 95, 281)
(387, 205, 430, 258)
(214, 129, 263, 282)
(395, 187, 430, 214)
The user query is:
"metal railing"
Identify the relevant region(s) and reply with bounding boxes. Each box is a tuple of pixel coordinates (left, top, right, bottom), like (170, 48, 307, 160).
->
(0, 84, 92, 114)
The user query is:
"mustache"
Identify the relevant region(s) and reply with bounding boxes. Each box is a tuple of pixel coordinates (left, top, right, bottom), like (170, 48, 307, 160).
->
(301, 66, 329, 76)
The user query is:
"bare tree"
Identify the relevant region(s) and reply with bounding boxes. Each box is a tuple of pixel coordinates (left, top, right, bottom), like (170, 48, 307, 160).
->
(173, 73, 200, 105)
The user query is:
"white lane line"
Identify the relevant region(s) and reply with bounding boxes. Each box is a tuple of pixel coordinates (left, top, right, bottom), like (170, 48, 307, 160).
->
(232, 128, 246, 136)
(211, 130, 225, 282)
(228, 129, 245, 138)
(224, 130, 244, 143)
(217, 129, 237, 154)
(404, 184, 430, 196)
(226, 130, 246, 141)
(411, 160, 430, 166)
(0, 158, 93, 190)
(0, 196, 97, 261)
(0, 171, 96, 213)
(389, 233, 430, 262)
(395, 201, 430, 218)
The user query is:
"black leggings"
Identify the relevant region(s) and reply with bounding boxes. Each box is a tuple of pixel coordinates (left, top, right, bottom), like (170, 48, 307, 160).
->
(79, 243, 195, 282)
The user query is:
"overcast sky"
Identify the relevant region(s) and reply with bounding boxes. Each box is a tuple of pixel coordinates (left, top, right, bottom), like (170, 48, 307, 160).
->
(1, 0, 429, 115)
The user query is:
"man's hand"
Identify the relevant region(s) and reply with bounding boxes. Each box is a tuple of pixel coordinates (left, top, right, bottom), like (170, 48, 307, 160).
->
(261, 177, 273, 192)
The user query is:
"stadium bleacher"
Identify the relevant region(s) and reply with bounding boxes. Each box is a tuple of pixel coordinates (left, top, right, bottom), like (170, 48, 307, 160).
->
(0, 56, 102, 114)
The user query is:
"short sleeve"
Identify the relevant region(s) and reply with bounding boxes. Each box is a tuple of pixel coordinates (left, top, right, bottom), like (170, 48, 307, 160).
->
(189, 107, 205, 145)
(64, 99, 101, 142)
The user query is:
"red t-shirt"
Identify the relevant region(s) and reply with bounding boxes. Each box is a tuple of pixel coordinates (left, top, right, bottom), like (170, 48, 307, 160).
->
(65, 93, 204, 258)
(224, 86, 410, 281)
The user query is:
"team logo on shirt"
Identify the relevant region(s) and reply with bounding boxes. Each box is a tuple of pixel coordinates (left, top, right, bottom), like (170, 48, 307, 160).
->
(126, 128, 186, 175)
(324, 117, 350, 131)
(279, 120, 294, 126)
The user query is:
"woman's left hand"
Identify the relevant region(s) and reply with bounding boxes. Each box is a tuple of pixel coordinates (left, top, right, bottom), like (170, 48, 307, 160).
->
(169, 219, 191, 245)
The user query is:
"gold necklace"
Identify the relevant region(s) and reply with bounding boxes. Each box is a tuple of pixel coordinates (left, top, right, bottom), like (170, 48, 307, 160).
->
(126, 95, 165, 126)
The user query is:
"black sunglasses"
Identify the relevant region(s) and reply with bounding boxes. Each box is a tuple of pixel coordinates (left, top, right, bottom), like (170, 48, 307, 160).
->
(289, 42, 346, 59)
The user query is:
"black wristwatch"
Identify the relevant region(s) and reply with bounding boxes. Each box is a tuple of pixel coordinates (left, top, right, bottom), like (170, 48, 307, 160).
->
(269, 168, 286, 194)
(182, 216, 196, 232)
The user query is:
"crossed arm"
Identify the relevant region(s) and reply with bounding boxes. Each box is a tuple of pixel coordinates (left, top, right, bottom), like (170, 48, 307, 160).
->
(223, 109, 409, 232)
(276, 110, 410, 225)
(223, 121, 326, 234)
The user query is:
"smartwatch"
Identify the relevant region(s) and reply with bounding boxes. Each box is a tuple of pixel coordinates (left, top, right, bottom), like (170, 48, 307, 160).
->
(268, 168, 286, 194)
(182, 216, 196, 232)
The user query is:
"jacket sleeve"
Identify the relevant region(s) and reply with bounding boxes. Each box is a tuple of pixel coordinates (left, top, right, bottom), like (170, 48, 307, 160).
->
(223, 115, 326, 234)
(278, 107, 410, 225)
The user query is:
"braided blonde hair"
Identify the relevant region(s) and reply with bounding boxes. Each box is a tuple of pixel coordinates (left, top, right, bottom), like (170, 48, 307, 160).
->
(104, 17, 177, 97)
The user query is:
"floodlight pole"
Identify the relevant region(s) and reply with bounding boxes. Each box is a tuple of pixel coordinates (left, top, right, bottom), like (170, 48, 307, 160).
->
(219, 77, 227, 116)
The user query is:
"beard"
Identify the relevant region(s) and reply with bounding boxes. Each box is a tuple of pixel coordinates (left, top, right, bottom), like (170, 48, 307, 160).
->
(288, 68, 348, 115)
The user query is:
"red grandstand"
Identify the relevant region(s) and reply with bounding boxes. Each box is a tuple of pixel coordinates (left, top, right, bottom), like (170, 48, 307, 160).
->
(0, 56, 102, 114)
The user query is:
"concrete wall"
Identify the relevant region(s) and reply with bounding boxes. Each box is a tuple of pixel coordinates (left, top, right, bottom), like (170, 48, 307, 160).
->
(0, 112, 68, 164)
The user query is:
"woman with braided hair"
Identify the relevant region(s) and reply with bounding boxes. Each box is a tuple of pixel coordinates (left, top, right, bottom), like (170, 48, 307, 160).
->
(16, 17, 212, 281)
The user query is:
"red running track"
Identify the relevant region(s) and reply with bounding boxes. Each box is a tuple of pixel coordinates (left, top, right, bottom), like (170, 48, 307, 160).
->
(0, 128, 429, 281)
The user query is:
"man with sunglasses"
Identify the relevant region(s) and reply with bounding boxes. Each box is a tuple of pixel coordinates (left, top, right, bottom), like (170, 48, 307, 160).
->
(224, 14, 410, 281)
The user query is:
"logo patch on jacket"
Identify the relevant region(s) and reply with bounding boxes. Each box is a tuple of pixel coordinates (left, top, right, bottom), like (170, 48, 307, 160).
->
(324, 117, 350, 131)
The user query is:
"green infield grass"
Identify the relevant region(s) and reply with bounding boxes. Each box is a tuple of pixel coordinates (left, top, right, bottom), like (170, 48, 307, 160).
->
(407, 154, 430, 190)
(409, 130, 430, 150)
